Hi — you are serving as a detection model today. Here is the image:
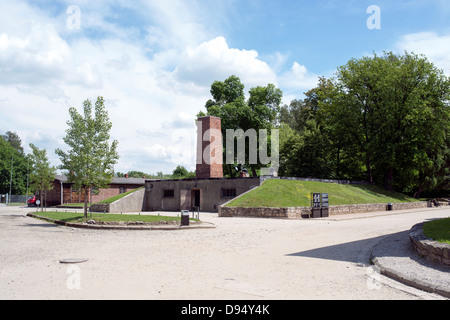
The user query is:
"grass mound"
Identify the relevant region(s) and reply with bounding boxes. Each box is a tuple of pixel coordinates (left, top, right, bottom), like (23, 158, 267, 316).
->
(227, 179, 419, 208)
(423, 218, 450, 245)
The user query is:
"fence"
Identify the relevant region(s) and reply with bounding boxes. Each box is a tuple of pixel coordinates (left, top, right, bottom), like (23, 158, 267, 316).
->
(0, 194, 29, 205)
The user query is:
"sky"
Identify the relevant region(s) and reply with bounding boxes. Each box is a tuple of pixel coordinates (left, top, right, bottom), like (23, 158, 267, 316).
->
(1, 0, 449, 174)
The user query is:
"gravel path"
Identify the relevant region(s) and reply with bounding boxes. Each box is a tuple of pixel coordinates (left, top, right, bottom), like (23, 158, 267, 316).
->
(0, 205, 448, 300)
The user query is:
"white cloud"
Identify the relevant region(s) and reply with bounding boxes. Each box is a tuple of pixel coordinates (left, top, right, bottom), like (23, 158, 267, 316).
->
(394, 32, 450, 76)
(0, 0, 301, 174)
(0, 23, 71, 85)
(278, 61, 320, 95)
(173, 36, 278, 89)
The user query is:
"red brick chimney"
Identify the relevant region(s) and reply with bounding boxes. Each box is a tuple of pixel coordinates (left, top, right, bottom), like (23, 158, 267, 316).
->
(196, 116, 223, 179)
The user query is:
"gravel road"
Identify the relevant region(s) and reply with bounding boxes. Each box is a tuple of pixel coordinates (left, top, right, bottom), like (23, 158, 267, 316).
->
(0, 205, 448, 300)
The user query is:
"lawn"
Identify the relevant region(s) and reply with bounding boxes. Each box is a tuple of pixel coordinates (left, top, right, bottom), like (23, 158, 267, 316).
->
(423, 218, 450, 245)
(227, 179, 419, 208)
(33, 211, 196, 224)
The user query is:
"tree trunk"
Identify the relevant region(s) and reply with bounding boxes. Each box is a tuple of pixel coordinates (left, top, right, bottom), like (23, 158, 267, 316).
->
(366, 156, 373, 184)
(40, 189, 43, 212)
(385, 167, 394, 191)
(84, 187, 89, 220)
(414, 185, 423, 199)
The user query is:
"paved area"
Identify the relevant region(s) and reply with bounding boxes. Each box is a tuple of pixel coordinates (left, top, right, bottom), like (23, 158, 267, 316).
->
(0, 204, 449, 300)
(371, 229, 450, 298)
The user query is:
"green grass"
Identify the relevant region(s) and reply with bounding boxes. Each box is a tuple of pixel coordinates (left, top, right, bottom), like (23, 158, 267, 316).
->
(59, 203, 88, 207)
(98, 187, 144, 204)
(227, 179, 419, 208)
(33, 211, 197, 224)
(423, 218, 450, 245)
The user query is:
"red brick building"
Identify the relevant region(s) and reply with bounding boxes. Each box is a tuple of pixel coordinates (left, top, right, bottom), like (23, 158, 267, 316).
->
(45, 175, 146, 206)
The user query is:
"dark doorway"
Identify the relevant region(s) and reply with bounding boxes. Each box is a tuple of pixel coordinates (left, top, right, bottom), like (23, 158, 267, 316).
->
(191, 189, 200, 210)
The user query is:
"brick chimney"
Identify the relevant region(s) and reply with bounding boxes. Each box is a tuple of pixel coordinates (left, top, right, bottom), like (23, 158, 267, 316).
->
(196, 116, 223, 179)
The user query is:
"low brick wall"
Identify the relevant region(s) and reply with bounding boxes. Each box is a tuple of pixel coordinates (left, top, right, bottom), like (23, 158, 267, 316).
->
(219, 201, 428, 218)
(410, 222, 450, 267)
(329, 201, 427, 215)
(218, 206, 311, 218)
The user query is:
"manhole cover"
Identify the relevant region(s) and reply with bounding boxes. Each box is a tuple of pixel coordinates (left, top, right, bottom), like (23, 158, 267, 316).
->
(60, 258, 89, 264)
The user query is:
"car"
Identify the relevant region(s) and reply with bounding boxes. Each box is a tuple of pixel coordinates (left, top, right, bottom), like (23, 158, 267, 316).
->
(27, 196, 39, 207)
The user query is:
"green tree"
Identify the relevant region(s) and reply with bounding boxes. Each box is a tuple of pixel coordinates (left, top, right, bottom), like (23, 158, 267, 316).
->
(172, 165, 195, 179)
(324, 52, 450, 192)
(29, 144, 57, 211)
(200, 75, 282, 177)
(2, 131, 24, 155)
(0, 135, 28, 196)
(56, 97, 119, 219)
(279, 78, 341, 179)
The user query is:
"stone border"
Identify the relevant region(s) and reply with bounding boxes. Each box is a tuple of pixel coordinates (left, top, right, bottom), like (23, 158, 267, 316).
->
(26, 213, 216, 231)
(219, 201, 428, 218)
(409, 222, 450, 267)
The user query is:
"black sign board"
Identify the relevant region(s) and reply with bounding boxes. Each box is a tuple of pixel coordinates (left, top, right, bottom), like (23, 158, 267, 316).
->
(312, 193, 321, 208)
(321, 193, 329, 208)
(310, 193, 330, 218)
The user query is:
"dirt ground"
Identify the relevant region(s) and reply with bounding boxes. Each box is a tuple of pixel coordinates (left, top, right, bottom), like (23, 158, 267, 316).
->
(0, 205, 449, 300)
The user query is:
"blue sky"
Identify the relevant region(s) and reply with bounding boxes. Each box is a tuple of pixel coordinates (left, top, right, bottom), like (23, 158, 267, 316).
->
(0, 0, 449, 174)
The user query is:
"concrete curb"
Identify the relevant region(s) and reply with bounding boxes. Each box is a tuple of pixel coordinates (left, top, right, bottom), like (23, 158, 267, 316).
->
(26, 213, 216, 231)
(370, 229, 450, 299)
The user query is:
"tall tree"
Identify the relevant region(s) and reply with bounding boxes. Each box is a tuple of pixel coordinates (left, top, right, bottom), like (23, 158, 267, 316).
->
(56, 97, 119, 219)
(200, 75, 282, 177)
(0, 135, 28, 195)
(29, 144, 57, 211)
(2, 131, 24, 155)
(172, 165, 195, 179)
(325, 52, 450, 192)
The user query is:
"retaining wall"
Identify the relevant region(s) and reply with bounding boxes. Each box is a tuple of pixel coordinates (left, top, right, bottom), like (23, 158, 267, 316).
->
(410, 222, 450, 267)
(219, 201, 428, 218)
(90, 188, 146, 213)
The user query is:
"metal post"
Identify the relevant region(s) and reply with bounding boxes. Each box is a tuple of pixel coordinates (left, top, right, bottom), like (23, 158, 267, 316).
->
(9, 155, 13, 205)
(26, 158, 29, 199)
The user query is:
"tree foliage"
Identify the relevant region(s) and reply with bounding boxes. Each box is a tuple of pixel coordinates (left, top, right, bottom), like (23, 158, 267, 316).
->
(56, 97, 119, 218)
(29, 143, 57, 210)
(279, 52, 450, 196)
(0, 133, 28, 195)
(200, 75, 283, 177)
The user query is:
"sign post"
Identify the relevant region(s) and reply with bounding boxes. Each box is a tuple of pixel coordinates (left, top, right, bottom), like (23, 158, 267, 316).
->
(310, 193, 329, 218)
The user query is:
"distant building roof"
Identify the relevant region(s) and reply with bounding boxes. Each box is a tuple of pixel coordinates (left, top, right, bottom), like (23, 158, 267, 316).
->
(55, 175, 146, 186)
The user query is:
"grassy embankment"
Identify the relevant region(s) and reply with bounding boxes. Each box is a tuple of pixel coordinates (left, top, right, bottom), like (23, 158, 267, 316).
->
(226, 179, 419, 208)
(423, 218, 450, 245)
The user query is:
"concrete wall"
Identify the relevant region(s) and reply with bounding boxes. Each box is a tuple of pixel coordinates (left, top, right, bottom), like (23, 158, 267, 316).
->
(90, 188, 146, 213)
(145, 178, 261, 212)
(110, 188, 146, 213)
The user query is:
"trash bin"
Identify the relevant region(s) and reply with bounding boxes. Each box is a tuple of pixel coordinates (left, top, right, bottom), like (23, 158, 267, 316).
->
(321, 208, 329, 218)
(181, 210, 190, 226)
(387, 203, 393, 211)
